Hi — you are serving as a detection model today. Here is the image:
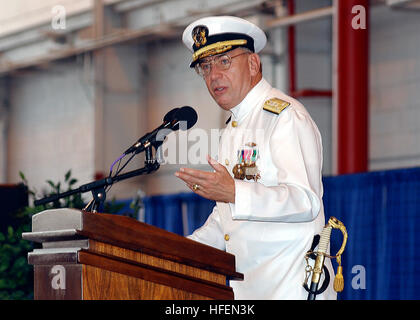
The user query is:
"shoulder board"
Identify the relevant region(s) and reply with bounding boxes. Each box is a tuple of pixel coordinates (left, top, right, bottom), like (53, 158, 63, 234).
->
(263, 98, 290, 115)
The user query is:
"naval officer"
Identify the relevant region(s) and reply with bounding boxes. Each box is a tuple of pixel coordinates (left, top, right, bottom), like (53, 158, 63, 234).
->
(175, 16, 336, 300)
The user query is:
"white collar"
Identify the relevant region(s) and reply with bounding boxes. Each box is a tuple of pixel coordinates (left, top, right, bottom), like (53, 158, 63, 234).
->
(229, 78, 271, 123)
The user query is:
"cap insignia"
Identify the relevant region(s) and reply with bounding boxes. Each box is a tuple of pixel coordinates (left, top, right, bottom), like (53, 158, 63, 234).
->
(192, 25, 208, 48)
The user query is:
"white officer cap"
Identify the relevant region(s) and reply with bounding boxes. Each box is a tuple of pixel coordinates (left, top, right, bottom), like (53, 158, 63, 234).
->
(182, 16, 267, 68)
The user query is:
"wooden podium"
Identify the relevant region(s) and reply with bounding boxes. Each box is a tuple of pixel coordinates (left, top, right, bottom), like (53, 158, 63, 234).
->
(22, 209, 243, 300)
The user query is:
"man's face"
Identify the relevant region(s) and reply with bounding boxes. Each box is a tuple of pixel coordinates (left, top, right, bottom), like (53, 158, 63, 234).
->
(201, 48, 255, 111)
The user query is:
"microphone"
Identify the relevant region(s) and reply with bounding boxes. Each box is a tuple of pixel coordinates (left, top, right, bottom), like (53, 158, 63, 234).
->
(170, 106, 198, 131)
(123, 106, 197, 155)
(163, 107, 180, 123)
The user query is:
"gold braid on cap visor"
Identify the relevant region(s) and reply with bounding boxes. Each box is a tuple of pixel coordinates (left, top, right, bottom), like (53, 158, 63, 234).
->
(192, 39, 248, 62)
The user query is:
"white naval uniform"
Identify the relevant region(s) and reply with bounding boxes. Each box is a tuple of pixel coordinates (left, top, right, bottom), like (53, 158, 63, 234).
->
(188, 78, 337, 300)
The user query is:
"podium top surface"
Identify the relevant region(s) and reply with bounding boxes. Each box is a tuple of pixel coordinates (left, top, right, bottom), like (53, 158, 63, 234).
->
(23, 209, 243, 280)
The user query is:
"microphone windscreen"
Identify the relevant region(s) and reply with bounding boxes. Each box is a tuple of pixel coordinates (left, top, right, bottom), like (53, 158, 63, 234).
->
(163, 107, 180, 123)
(172, 106, 198, 131)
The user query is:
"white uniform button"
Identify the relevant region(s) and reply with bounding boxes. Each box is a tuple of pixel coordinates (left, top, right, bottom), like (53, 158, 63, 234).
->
(224, 234, 230, 241)
(225, 159, 229, 166)
(231, 121, 238, 127)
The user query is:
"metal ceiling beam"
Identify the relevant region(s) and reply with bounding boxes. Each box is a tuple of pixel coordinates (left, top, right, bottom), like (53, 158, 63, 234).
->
(265, 6, 333, 28)
(0, 0, 268, 75)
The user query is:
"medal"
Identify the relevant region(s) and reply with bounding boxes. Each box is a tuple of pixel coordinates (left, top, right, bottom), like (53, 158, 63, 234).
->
(232, 142, 261, 181)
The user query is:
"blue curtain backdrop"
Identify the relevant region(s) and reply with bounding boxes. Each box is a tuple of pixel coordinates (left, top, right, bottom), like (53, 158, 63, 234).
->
(323, 167, 420, 300)
(143, 193, 215, 236)
(116, 167, 420, 300)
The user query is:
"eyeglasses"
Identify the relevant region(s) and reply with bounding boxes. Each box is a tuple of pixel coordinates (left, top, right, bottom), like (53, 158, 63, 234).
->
(195, 51, 249, 77)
